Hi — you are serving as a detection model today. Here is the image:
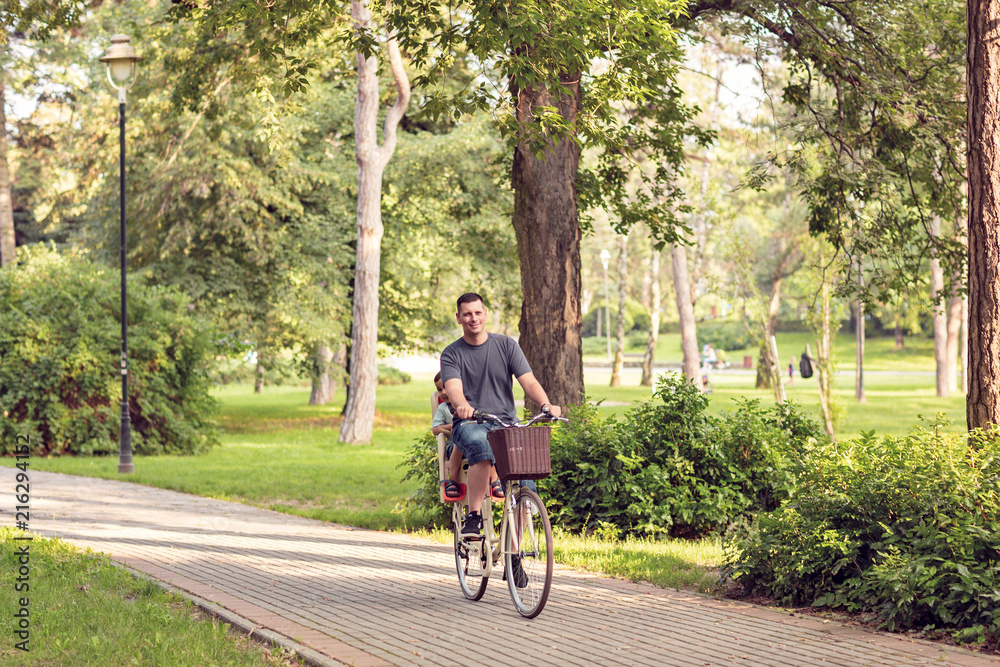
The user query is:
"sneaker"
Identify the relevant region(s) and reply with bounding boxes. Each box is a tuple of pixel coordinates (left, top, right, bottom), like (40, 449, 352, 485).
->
(461, 512, 483, 541)
(504, 554, 528, 588)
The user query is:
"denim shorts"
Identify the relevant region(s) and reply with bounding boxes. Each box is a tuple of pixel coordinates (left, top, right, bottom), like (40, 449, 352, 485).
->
(452, 420, 497, 466)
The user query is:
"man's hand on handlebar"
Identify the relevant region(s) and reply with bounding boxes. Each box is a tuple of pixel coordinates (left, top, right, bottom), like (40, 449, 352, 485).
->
(542, 404, 562, 419)
(454, 404, 476, 420)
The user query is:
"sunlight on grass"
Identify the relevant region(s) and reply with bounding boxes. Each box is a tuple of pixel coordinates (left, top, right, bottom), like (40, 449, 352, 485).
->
(552, 531, 723, 594)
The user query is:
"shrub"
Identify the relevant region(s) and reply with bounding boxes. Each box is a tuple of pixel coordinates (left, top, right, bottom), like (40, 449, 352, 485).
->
(397, 431, 450, 526)
(696, 320, 755, 352)
(725, 418, 1000, 646)
(541, 373, 821, 538)
(581, 336, 608, 356)
(0, 247, 218, 455)
(581, 298, 648, 336)
(582, 306, 633, 337)
(377, 364, 411, 385)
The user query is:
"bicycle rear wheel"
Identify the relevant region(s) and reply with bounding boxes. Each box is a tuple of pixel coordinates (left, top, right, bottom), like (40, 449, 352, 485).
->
(503, 487, 553, 618)
(454, 503, 488, 600)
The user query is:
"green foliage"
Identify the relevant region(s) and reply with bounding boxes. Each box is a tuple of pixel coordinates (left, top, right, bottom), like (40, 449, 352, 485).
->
(713, 0, 966, 302)
(697, 320, 755, 352)
(581, 298, 647, 336)
(0, 247, 218, 455)
(726, 418, 1000, 645)
(380, 0, 712, 241)
(397, 431, 450, 526)
(377, 365, 412, 386)
(542, 374, 823, 538)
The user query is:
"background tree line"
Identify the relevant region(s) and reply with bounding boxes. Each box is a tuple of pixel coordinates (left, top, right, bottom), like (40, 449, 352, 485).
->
(4, 0, 1000, 447)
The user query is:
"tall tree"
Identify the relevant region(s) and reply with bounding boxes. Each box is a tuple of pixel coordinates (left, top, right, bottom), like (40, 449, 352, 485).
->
(386, 0, 708, 407)
(672, 242, 700, 387)
(338, 0, 410, 444)
(1, 1, 88, 266)
(930, 215, 950, 397)
(640, 244, 661, 387)
(610, 234, 628, 387)
(0, 74, 13, 267)
(967, 0, 1000, 430)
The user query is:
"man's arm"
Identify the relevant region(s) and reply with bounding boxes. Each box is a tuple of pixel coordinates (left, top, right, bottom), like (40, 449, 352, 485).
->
(515, 372, 562, 418)
(444, 378, 475, 420)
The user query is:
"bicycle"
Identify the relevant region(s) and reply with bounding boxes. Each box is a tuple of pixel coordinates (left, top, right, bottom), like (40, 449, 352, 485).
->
(449, 408, 567, 618)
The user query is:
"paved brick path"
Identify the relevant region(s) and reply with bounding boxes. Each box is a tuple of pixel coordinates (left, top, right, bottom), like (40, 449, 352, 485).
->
(6, 469, 1000, 667)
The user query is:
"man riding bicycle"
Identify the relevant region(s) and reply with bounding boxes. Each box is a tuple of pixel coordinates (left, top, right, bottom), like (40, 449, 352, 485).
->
(440, 292, 562, 541)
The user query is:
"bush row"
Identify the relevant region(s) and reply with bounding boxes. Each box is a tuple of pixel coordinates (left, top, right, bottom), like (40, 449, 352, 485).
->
(398, 373, 825, 537)
(0, 247, 218, 455)
(725, 419, 1000, 646)
(541, 374, 823, 538)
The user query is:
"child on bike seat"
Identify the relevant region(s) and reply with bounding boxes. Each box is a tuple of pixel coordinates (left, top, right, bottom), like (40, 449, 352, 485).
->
(433, 372, 503, 501)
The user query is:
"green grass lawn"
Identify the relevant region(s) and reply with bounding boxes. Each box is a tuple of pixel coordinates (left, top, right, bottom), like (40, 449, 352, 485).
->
(587, 329, 937, 372)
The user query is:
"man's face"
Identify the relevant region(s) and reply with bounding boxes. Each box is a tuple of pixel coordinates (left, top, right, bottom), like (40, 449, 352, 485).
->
(457, 299, 486, 337)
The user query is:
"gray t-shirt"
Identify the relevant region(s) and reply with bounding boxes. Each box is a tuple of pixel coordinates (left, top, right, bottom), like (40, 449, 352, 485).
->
(439, 333, 532, 422)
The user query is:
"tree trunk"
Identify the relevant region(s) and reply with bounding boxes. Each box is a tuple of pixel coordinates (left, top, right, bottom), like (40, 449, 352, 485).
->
(756, 277, 783, 389)
(962, 295, 970, 395)
(610, 235, 627, 387)
(855, 296, 866, 403)
(309, 344, 335, 406)
(671, 243, 700, 387)
(0, 75, 15, 268)
(254, 352, 265, 394)
(947, 292, 963, 393)
(817, 281, 835, 436)
(339, 0, 410, 444)
(769, 335, 786, 403)
(641, 246, 661, 387)
(755, 342, 772, 389)
(511, 74, 585, 409)
(967, 0, 1000, 429)
(894, 309, 904, 349)
(930, 215, 949, 397)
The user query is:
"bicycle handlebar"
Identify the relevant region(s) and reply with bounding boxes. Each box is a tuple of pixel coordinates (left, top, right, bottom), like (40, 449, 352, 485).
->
(470, 407, 569, 428)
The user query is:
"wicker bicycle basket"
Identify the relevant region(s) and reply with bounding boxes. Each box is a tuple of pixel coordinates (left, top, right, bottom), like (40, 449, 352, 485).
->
(487, 426, 552, 481)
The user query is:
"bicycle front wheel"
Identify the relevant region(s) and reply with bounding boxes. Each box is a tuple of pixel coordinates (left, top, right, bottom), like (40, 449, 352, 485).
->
(454, 503, 488, 600)
(503, 487, 553, 618)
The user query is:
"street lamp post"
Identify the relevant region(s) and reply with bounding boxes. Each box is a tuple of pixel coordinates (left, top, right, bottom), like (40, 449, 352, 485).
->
(100, 35, 142, 474)
(600, 249, 611, 361)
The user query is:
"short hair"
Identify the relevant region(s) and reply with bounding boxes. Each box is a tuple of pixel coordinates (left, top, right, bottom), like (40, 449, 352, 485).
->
(433, 371, 442, 383)
(456, 292, 485, 312)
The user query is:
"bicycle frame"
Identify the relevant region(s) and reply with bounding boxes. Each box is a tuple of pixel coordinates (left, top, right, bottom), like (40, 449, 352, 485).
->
(453, 480, 521, 579)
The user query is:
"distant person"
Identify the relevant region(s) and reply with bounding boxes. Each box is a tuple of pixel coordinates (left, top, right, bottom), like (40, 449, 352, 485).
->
(440, 292, 561, 540)
(788, 357, 796, 385)
(703, 344, 718, 368)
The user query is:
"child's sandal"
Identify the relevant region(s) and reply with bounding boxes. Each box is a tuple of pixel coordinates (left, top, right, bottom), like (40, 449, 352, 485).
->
(490, 480, 505, 500)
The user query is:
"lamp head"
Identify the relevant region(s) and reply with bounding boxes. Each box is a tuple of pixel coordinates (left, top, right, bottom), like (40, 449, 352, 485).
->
(599, 248, 611, 270)
(99, 34, 142, 86)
